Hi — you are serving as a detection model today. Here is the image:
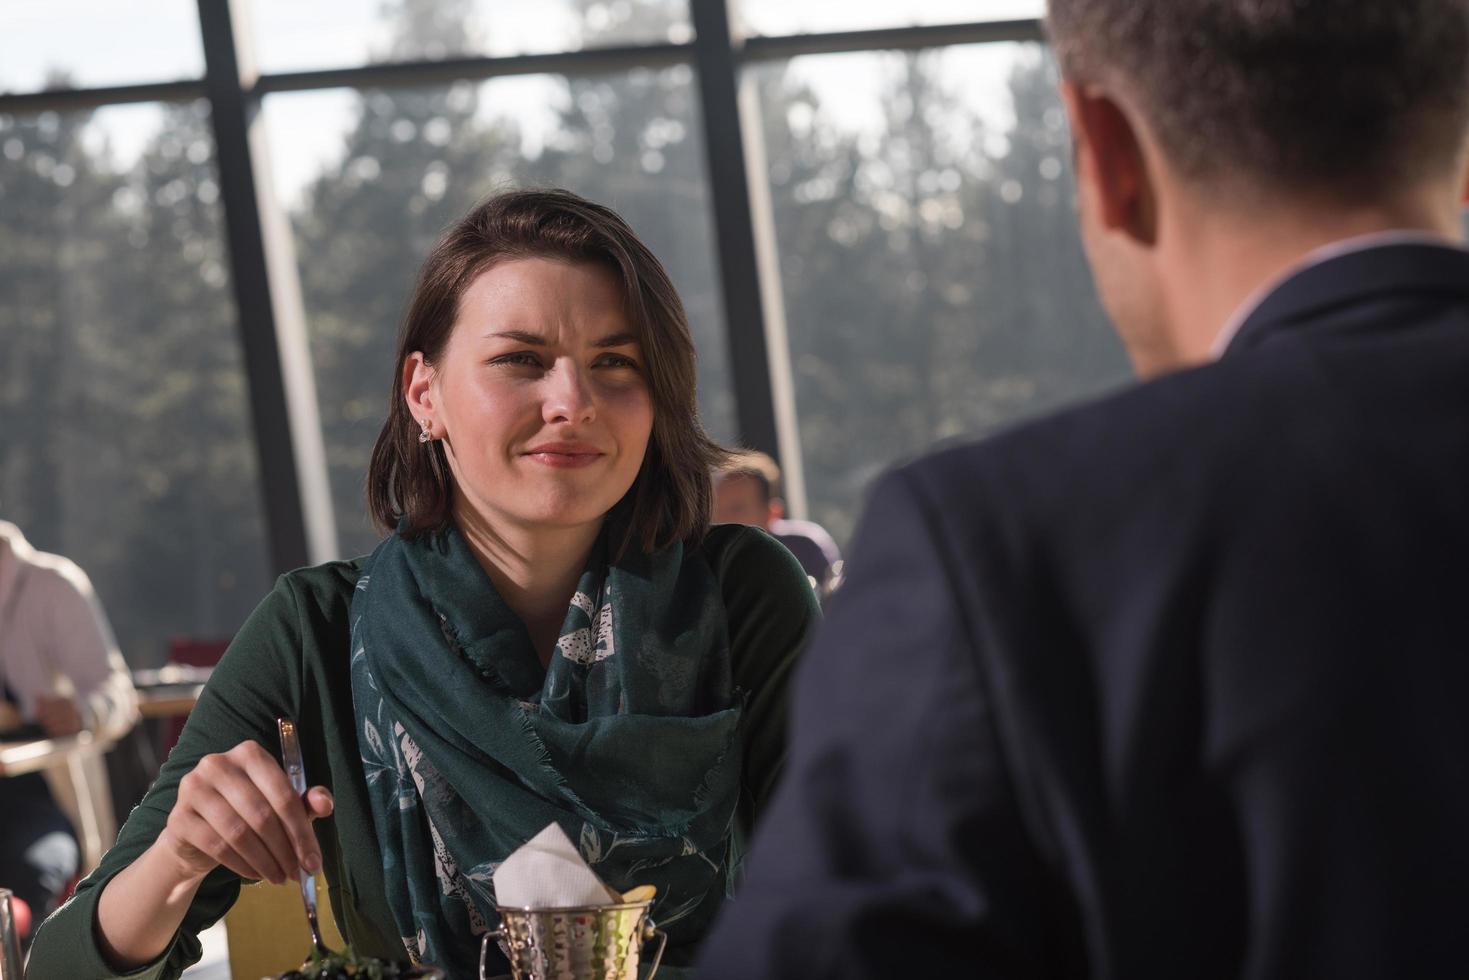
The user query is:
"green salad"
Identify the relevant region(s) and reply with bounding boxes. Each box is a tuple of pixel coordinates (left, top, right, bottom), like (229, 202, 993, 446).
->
(275, 945, 437, 979)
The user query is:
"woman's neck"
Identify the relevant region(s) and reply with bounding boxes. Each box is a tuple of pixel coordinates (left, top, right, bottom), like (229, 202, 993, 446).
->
(453, 503, 602, 668)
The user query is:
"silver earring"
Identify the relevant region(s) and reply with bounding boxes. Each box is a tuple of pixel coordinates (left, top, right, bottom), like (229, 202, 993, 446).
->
(417, 419, 433, 444)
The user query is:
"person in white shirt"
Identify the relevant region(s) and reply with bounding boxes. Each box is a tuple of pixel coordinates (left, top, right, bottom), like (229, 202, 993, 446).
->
(0, 518, 135, 921)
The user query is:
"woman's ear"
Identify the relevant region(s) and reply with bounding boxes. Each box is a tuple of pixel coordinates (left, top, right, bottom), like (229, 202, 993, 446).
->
(404, 352, 437, 432)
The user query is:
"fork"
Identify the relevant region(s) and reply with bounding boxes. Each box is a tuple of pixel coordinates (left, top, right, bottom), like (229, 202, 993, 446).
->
(277, 717, 330, 959)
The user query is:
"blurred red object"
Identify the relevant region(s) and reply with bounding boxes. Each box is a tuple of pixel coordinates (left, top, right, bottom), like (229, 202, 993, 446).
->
(167, 637, 230, 669)
(11, 893, 31, 941)
(159, 637, 229, 759)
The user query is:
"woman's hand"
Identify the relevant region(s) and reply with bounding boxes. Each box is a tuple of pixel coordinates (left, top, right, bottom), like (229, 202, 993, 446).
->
(93, 741, 335, 970)
(158, 739, 334, 885)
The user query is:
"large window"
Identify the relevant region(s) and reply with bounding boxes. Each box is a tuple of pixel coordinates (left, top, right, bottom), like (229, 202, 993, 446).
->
(0, 102, 272, 667)
(750, 45, 1128, 542)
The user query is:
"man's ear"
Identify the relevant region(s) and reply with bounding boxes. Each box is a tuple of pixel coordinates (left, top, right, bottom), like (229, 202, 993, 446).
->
(768, 497, 786, 524)
(403, 352, 437, 431)
(1062, 81, 1157, 245)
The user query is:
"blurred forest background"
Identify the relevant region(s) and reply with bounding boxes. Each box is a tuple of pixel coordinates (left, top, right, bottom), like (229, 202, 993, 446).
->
(0, 0, 1128, 667)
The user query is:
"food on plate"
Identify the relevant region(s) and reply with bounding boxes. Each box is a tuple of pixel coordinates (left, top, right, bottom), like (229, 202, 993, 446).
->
(274, 945, 439, 979)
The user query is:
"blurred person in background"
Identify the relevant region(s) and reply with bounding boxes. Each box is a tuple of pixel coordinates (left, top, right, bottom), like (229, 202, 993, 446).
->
(28, 190, 817, 980)
(713, 450, 842, 594)
(699, 0, 1469, 976)
(0, 514, 136, 932)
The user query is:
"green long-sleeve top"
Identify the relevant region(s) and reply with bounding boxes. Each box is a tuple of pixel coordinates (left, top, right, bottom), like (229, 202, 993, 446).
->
(28, 524, 817, 980)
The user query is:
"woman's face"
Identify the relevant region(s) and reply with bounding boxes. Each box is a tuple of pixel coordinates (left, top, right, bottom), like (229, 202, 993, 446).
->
(407, 257, 654, 537)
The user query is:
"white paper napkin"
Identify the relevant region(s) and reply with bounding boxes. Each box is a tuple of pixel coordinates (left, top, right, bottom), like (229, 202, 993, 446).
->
(492, 823, 621, 908)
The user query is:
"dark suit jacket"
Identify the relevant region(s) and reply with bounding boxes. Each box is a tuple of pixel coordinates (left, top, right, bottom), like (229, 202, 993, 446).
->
(697, 243, 1469, 979)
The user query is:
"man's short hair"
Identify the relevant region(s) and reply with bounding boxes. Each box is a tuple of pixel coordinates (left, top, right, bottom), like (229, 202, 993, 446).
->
(1047, 0, 1469, 194)
(715, 451, 782, 504)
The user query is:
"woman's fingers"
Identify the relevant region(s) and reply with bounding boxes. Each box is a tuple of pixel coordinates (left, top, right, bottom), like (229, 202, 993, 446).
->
(169, 740, 336, 883)
(305, 786, 335, 820)
(208, 767, 302, 883)
(232, 742, 325, 874)
(186, 785, 289, 883)
(169, 806, 262, 883)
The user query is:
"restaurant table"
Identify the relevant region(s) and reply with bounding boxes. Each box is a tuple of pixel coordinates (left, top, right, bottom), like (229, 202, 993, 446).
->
(132, 664, 212, 761)
(132, 664, 211, 718)
(137, 685, 207, 719)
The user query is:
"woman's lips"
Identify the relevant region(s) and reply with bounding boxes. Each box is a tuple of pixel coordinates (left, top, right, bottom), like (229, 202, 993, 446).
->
(523, 446, 605, 468)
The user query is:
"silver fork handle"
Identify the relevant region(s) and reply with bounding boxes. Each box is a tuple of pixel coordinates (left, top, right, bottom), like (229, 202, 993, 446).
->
(278, 718, 325, 952)
(300, 870, 321, 941)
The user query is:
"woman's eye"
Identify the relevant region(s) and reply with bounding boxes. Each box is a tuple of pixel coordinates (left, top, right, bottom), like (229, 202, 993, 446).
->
(491, 352, 543, 368)
(596, 354, 640, 371)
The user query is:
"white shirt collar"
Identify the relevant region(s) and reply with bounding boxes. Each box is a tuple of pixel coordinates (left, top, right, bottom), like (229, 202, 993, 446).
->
(1209, 229, 1465, 359)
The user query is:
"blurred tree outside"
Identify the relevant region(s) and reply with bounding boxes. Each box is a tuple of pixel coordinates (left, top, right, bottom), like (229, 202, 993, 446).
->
(0, 93, 271, 669)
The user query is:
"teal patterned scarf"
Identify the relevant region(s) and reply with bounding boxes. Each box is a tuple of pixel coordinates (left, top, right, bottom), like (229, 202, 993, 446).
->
(349, 523, 743, 979)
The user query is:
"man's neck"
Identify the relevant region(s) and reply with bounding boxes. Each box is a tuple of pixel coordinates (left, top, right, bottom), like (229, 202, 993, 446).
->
(1156, 191, 1462, 368)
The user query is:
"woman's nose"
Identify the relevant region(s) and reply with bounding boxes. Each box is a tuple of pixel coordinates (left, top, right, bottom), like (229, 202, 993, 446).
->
(542, 360, 596, 425)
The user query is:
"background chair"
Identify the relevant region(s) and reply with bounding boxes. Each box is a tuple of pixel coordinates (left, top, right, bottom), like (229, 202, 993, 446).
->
(41, 734, 122, 875)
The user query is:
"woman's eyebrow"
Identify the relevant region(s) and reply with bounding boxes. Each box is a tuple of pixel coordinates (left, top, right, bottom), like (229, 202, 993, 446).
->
(484, 329, 545, 344)
(482, 329, 637, 348)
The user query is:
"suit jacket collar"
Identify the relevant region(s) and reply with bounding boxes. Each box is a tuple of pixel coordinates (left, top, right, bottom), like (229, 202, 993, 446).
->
(1223, 241, 1469, 357)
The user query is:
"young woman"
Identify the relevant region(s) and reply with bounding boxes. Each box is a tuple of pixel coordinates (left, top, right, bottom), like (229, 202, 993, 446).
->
(28, 190, 818, 979)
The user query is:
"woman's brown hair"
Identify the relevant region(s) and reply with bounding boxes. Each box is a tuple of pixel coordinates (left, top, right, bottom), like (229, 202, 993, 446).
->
(366, 188, 727, 556)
